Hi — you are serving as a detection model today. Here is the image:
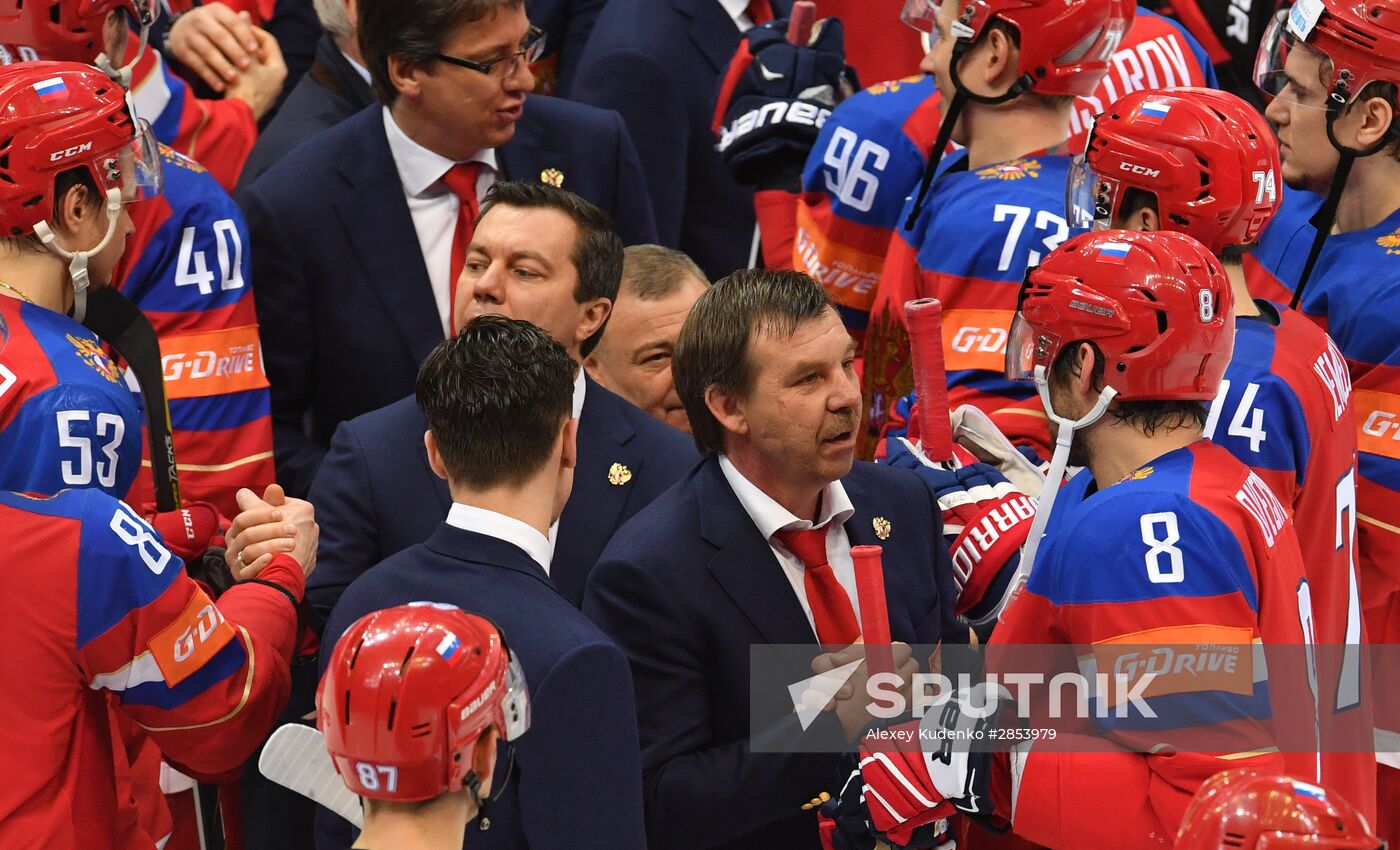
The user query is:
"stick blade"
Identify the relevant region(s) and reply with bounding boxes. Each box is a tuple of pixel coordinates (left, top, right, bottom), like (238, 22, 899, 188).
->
(258, 724, 363, 828)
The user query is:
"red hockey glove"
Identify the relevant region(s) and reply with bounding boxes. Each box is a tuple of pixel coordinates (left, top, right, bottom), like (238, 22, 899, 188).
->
(142, 501, 235, 596)
(819, 721, 957, 849)
(882, 439, 1035, 622)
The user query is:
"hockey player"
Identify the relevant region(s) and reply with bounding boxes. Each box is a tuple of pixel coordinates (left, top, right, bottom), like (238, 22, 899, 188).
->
(823, 230, 1316, 850)
(2, 3, 277, 519)
(1246, 0, 1400, 835)
(0, 61, 159, 500)
(1071, 85, 1374, 818)
(0, 0, 285, 191)
(0, 484, 316, 850)
(860, 0, 1129, 458)
(318, 604, 531, 850)
(715, 3, 1214, 345)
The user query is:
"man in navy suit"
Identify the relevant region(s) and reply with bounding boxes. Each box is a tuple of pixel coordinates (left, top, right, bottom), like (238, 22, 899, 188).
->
(307, 181, 698, 622)
(239, 0, 658, 495)
(572, 0, 789, 279)
(322, 315, 646, 850)
(583, 269, 964, 849)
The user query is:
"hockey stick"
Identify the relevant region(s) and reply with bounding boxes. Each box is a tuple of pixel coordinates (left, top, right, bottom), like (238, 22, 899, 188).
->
(258, 724, 364, 828)
(851, 545, 893, 679)
(82, 287, 181, 512)
(746, 1, 820, 270)
(904, 298, 953, 462)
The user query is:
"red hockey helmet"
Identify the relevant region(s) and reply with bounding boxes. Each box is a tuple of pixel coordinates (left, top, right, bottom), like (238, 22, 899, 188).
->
(1176, 769, 1384, 850)
(1006, 229, 1234, 401)
(317, 603, 531, 802)
(1255, 0, 1400, 113)
(900, 0, 1133, 97)
(0, 0, 159, 84)
(0, 61, 160, 239)
(1069, 87, 1283, 254)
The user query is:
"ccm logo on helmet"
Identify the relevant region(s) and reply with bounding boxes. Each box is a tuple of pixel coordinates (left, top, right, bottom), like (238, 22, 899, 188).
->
(49, 141, 93, 162)
(1119, 162, 1161, 178)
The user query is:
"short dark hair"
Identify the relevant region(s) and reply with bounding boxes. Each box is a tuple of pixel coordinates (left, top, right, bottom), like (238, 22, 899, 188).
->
(620, 245, 709, 301)
(1050, 340, 1207, 435)
(479, 181, 624, 355)
(673, 269, 834, 455)
(357, 0, 523, 104)
(415, 315, 577, 488)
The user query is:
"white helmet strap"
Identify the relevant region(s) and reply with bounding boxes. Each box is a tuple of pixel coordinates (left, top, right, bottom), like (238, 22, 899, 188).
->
(94, 13, 153, 88)
(973, 364, 1117, 626)
(31, 187, 123, 324)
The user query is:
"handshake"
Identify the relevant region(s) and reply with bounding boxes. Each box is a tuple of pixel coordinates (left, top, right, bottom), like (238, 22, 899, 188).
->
(143, 483, 318, 596)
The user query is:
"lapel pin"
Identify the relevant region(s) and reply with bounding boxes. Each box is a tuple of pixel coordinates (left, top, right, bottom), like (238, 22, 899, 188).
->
(872, 517, 891, 540)
(541, 167, 565, 187)
(608, 462, 632, 486)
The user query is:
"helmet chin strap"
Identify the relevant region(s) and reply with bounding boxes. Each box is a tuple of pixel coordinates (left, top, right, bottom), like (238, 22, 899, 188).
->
(973, 364, 1116, 626)
(31, 187, 123, 324)
(95, 18, 152, 88)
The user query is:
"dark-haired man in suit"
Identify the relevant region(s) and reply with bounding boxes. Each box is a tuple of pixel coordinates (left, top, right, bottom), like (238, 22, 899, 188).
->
(239, 0, 658, 495)
(307, 182, 697, 621)
(322, 315, 646, 850)
(584, 269, 964, 849)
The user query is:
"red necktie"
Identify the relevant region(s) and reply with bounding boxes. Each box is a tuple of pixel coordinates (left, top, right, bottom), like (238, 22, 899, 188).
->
(746, 0, 774, 25)
(774, 527, 860, 646)
(442, 161, 484, 334)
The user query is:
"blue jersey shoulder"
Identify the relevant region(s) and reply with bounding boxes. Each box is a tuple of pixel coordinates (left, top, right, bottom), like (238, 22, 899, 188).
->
(75, 490, 183, 648)
(1031, 450, 1259, 610)
(803, 76, 937, 231)
(1210, 315, 1311, 482)
(122, 146, 251, 314)
(909, 155, 1080, 282)
(0, 307, 142, 499)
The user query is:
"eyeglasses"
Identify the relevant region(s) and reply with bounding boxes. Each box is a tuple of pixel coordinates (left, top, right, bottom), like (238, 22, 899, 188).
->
(433, 27, 547, 79)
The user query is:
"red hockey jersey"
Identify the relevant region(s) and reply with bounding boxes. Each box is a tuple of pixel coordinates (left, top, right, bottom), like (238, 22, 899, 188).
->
(0, 487, 303, 850)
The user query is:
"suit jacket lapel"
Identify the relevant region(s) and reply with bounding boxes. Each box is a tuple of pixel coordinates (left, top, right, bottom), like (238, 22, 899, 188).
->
(334, 108, 441, 366)
(674, 0, 798, 72)
(841, 470, 917, 642)
(695, 459, 817, 645)
(497, 103, 567, 185)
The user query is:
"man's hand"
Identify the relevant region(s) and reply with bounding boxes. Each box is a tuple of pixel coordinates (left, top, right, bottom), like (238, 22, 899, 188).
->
(167, 5, 263, 93)
(225, 484, 318, 579)
(712, 16, 856, 189)
(809, 642, 918, 743)
(221, 26, 287, 121)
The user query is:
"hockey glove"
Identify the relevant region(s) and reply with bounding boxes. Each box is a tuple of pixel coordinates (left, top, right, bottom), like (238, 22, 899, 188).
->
(142, 501, 235, 597)
(712, 16, 857, 189)
(883, 439, 1034, 623)
(820, 735, 956, 850)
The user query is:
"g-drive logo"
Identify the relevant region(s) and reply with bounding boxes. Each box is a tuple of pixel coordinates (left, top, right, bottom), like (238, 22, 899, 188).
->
(788, 666, 1159, 729)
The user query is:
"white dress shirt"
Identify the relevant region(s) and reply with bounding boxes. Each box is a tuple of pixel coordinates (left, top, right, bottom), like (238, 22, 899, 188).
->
(382, 107, 499, 336)
(717, 0, 760, 30)
(446, 502, 554, 574)
(342, 50, 372, 85)
(718, 455, 861, 637)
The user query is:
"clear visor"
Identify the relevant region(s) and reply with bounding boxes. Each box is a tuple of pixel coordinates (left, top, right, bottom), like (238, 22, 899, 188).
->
(98, 117, 162, 204)
(1065, 153, 1110, 231)
(1254, 7, 1332, 109)
(901, 0, 939, 33)
(1005, 311, 1049, 381)
(499, 649, 531, 742)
